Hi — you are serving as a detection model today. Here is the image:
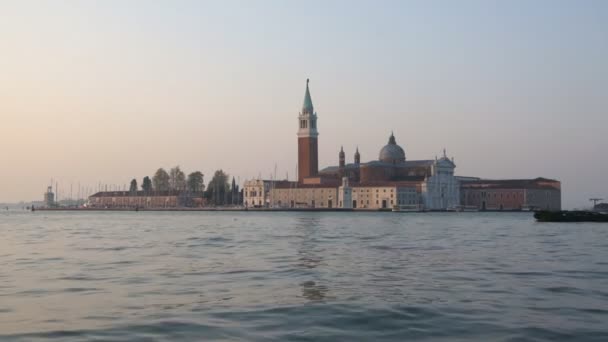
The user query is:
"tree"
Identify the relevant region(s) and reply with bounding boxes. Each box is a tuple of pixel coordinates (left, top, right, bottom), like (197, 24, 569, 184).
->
(187, 171, 205, 192)
(205, 170, 229, 205)
(153, 168, 170, 191)
(169, 166, 186, 191)
(142, 176, 152, 193)
(231, 177, 237, 205)
(129, 179, 138, 193)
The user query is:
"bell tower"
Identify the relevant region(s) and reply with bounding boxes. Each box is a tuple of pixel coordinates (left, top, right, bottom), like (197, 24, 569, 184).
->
(297, 79, 319, 183)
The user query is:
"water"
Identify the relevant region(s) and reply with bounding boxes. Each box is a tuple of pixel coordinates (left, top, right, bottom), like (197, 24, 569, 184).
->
(1, 211, 607, 341)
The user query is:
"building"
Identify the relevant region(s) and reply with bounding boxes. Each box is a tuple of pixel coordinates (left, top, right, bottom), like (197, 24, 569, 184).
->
(298, 79, 319, 183)
(244, 79, 561, 211)
(459, 177, 561, 211)
(88, 191, 206, 209)
(242, 79, 460, 210)
(594, 203, 608, 212)
(271, 185, 338, 208)
(243, 179, 271, 207)
(338, 178, 421, 209)
(43, 186, 55, 207)
(243, 179, 294, 207)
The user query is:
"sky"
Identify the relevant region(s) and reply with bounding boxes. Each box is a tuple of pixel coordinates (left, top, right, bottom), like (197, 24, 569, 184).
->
(0, 0, 606, 208)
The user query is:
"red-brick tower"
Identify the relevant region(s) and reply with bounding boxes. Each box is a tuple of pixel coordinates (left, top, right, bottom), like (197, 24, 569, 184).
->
(297, 79, 319, 183)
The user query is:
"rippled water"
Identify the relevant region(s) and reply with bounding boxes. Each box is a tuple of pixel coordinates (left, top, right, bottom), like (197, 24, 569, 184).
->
(1, 211, 607, 341)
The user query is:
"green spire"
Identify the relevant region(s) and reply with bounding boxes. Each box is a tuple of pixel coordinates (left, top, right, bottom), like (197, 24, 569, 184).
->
(302, 78, 314, 114)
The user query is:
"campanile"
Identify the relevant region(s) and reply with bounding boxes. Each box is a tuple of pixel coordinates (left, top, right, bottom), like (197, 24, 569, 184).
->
(297, 79, 319, 183)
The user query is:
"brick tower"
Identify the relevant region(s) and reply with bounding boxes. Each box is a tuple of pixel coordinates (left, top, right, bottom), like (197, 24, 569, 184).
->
(297, 79, 319, 183)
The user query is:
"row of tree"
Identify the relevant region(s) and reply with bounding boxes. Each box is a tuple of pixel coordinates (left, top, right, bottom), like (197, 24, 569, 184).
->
(128, 166, 204, 193)
(128, 166, 241, 206)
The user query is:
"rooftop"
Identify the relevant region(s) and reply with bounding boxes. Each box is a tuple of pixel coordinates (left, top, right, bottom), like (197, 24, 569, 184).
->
(319, 159, 435, 173)
(90, 190, 203, 197)
(460, 177, 560, 190)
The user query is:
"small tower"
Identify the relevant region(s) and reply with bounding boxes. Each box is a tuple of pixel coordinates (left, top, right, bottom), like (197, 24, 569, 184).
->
(297, 79, 319, 183)
(354, 146, 360, 165)
(44, 186, 55, 207)
(338, 146, 346, 178)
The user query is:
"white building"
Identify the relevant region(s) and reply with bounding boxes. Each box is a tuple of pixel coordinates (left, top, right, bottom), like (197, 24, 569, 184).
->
(243, 179, 271, 207)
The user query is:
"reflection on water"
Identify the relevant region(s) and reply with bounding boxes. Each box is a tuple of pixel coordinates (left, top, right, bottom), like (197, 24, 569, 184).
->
(1, 211, 608, 341)
(295, 216, 328, 301)
(300, 280, 329, 301)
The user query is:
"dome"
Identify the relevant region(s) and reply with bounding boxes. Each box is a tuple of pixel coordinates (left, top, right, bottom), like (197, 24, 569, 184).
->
(379, 133, 406, 164)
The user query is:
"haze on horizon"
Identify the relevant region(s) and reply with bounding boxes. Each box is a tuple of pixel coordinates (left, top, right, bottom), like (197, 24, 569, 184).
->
(0, 0, 606, 209)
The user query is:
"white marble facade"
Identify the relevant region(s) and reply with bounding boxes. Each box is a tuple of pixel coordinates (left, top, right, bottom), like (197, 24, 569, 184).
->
(421, 155, 460, 210)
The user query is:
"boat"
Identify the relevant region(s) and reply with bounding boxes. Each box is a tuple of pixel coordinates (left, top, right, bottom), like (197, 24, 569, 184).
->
(534, 210, 608, 222)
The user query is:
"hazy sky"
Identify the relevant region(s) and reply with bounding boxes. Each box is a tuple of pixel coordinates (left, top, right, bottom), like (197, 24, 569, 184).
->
(1, 0, 606, 208)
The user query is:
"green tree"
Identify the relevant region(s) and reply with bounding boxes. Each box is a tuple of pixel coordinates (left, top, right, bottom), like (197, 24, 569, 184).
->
(169, 166, 187, 191)
(129, 179, 138, 193)
(187, 171, 205, 192)
(205, 170, 229, 205)
(153, 168, 170, 191)
(142, 176, 152, 193)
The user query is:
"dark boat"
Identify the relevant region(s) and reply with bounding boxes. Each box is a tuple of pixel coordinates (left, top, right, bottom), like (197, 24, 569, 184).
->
(534, 210, 608, 222)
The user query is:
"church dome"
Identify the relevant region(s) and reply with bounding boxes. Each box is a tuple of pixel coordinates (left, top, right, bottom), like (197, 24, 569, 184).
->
(379, 133, 406, 164)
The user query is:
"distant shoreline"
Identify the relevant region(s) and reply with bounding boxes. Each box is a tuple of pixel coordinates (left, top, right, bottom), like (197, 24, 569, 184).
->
(31, 207, 533, 213)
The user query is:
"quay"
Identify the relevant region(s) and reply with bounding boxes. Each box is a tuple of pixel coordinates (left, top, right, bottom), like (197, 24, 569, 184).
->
(32, 207, 535, 213)
(33, 207, 355, 212)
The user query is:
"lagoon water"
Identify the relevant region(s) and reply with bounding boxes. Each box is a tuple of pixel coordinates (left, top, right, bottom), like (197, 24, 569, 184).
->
(1, 211, 607, 341)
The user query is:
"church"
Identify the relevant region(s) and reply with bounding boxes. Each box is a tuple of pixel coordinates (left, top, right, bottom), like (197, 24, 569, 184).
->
(245, 80, 460, 210)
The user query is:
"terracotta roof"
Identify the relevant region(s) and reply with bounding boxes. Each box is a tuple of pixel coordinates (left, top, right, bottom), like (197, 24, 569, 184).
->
(354, 180, 423, 187)
(272, 179, 425, 190)
(320, 159, 434, 173)
(460, 177, 560, 190)
(273, 183, 337, 190)
(90, 191, 203, 197)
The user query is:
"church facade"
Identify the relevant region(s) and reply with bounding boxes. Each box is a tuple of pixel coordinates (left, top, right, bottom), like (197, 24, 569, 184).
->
(245, 80, 461, 210)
